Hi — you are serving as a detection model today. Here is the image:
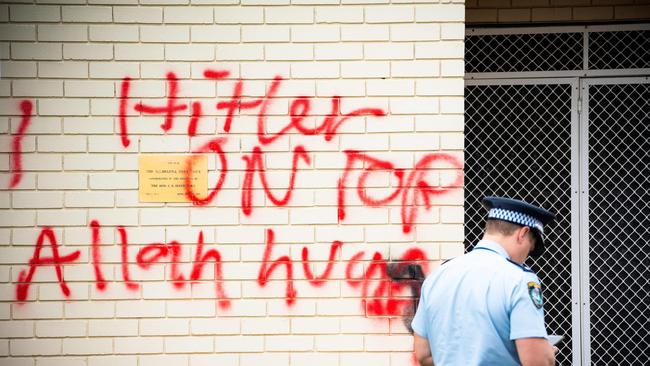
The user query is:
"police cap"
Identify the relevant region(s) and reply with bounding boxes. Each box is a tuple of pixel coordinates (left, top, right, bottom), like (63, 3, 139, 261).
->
(482, 196, 556, 258)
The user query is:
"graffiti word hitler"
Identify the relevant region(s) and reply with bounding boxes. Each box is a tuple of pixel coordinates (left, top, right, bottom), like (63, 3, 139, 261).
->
(118, 70, 386, 148)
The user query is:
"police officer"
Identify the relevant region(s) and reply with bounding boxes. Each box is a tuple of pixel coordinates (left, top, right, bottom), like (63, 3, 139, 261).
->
(411, 196, 557, 366)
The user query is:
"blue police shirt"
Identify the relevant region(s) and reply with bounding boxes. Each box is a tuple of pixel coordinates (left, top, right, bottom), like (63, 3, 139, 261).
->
(411, 239, 548, 365)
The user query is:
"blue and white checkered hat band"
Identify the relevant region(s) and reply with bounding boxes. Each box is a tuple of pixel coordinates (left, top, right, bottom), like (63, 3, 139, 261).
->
(488, 208, 544, 234)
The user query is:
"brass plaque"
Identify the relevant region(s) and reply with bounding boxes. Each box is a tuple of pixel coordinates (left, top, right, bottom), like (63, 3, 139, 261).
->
(139, 155, 208, 203)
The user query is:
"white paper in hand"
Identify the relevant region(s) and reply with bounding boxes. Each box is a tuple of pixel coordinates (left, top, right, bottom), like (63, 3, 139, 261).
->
(548, 335, 564, 346)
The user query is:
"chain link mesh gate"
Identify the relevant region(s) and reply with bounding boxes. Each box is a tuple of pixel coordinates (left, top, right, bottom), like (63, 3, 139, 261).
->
(464, 81, 576, 365)
(465, 25, 650, 366)
(583, 79, 650, 366)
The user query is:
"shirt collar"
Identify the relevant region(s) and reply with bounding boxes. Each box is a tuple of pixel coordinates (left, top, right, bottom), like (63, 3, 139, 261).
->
(475, 239, 510, 260)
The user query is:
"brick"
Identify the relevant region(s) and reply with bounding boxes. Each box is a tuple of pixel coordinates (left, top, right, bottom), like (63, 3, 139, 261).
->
(241, 317, 290, 334)
(165, 336, 213, 353)
(115, 300, 165, 318)
(214, 7, 263, 23)
(416, 78, 464, 96)
(141, 25, 190, 43)
(89, 319, 138, 336)
(64, 154, 113, 170)
(115, 337, 163, 354)
(498, 8, 532, 22)
(364, 43, 413, 60)
(10, 5, 60, 22)
(143, 62, 192, 78)
(240, 354, 289, 366)
(242, 25, 290, 42)
(0, 5, 7, 22)
(88, 356, 137, 366)
(512, 0, 549, 6)
(392, 60, 440, 77)
(167, 300, 216, 317)
(63, 6, 112, 22)
(36, 320, 87, 338)
(0, 321, 34, 338)
(366, 5, 414, 23)
(10, 339, 61, 356)
(65, 191, 114, 208)
(191, 25, 240, 43)
(342, 25, 389, 41)
(38, 25, 87, 42)
(38, 136, 86, 152)
(390, 97, 439, 114)
(391, 24, 440, 42)
(21, 154, 62, 171)
(415, 41, 464, 59)
(164, 6, 213, 23)
(166, 44, 215, 61)
(341, 61, 389, 78)
(37, 209, 86, 226)
(441, 23, 465, 40)
(13, 192, 63, 208)
(214, 336, 263, 352)
(140, 207, 189, 225)
(89, 172, 138, 189)
(266, 7, 314, 23)
(114, 6, 163, 23)
(114, 44, 164, 61)
(290, 207, 337, 224)
(415, 115, 463, 132)
(265, 43, 314, 61)
(266, 335, 314, 351)
(13, 80, 63, 97)
(241, 62, 290, 79)
(89, 25, 139, 42)
(291, 62, 339, 78)
(315, 43, 362, 60)
(367, 79, 414, 96)
(316, 335, 363, 351)
(291, 25, 340, 42)
(12, 302, 63, 319)
(614, 5, 649, 19)
(140, 355, 188, 366)
(191, 354, 238, 366)
(34, 358, 86, 366)
(191, 318, 240, 335)
(341, 353, 389, 366)
(215, 44, 263, 61)
(0, 25, 35, 41)
(0, 61, 36, 77)
(89, 62, 139, 78)
(139, 318, 189, 335)
(12, 43, 62, 61)
(38, 61, 88, 78)
(316, 6, 363, 23)
(466, 9, 498, 23)
(532, 7, 572, 21)
(64, 44, 113, 60)
(38, 172, 88, 189)
(416, 4, 465, 21)
(291, 353, 338, 366)
(317, 79, 364, 96)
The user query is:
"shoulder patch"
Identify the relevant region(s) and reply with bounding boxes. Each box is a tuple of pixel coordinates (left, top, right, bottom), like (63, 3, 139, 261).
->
(527, 281, 543, 309)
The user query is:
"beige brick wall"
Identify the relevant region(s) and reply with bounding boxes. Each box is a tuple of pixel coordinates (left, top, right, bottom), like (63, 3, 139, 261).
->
(467, 0, 650, 23)
(0, 1, 464, 365)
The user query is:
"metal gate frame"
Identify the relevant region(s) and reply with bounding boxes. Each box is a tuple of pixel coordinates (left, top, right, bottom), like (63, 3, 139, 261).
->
(466, 24, 650, 81)
(465, 23, 650, 366)
(466, 77, 582, 365)
(578, 76, 650, 366)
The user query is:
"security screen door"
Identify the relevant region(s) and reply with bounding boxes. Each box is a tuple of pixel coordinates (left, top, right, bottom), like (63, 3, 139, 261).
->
(464, 26, 649, 366)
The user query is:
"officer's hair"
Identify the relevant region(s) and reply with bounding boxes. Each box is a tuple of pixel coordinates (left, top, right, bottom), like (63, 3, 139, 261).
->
(485, 219, 522, 236)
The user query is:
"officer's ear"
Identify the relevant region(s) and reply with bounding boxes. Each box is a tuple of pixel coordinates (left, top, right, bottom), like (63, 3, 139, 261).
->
(516, 226, 530, 244)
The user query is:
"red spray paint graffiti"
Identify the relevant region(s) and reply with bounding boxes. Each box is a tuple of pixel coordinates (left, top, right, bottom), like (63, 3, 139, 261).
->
(117, 70, 386, 147)
(338, 150, 464, 233)
(15, 223, 430, 318)
(15, 228, 81, 301)
(8, 100, 33, 189)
